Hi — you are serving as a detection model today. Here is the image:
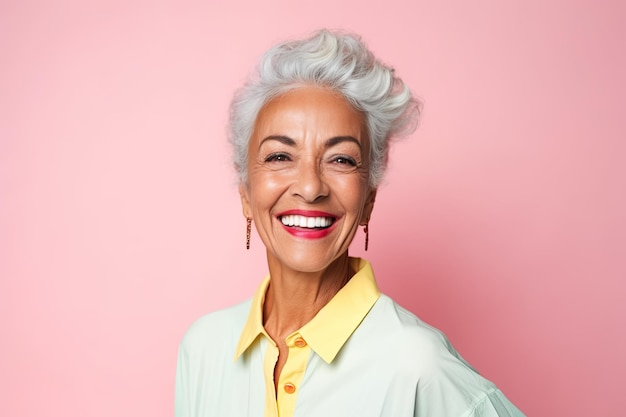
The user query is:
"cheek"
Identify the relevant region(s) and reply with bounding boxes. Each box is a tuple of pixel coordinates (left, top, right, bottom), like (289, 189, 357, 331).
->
(335, 178, 369, 211)
(255, 172, 286, 193)
(248, 173, 288, 209)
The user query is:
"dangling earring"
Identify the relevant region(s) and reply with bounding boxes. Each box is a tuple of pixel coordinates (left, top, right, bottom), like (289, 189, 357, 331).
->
(364, 223, 369, 251)
(246, 218, 252, 250)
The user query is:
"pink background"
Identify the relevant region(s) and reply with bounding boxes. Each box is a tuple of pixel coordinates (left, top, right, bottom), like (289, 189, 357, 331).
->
(2, 0, 625, 416)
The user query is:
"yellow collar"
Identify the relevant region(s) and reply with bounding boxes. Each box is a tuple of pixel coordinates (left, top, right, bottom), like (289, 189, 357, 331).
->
(234, 257, 380, 364)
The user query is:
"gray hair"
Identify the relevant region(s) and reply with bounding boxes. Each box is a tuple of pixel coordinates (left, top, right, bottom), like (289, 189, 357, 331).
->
(229, 29, 421, 187)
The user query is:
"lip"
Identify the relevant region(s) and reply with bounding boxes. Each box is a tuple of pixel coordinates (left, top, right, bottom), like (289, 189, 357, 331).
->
(277, 209, 337, 218)
(276, 209, 339, 239)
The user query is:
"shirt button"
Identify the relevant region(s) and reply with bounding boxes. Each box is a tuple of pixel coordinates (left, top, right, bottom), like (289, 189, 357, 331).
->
(284, 383, 296, 394)
(294, 337, 307, 348)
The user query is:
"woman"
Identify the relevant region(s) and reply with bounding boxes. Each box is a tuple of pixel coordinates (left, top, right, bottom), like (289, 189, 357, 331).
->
(176, 29, 524, 417)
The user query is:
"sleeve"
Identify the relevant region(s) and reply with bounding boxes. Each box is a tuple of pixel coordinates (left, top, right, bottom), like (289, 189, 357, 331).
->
(175, 342, 190, 417)
(467, 389, 526, 417)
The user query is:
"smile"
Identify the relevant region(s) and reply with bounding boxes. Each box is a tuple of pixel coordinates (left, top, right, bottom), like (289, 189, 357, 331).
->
(276, 210, 338, 238)
(280, 215, 334, 229)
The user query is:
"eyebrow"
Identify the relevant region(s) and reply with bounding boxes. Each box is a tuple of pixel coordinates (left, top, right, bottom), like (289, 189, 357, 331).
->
(259, 135, 362, 150)
(325, 136, 362, 150)
(259, 135, 296, 148)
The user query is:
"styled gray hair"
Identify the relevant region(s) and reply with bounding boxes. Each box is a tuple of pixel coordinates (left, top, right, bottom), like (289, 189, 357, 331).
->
(229, 29, 421, 187)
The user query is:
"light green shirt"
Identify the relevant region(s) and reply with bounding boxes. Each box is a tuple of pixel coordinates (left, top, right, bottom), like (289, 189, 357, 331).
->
(176, 257, 525, 417)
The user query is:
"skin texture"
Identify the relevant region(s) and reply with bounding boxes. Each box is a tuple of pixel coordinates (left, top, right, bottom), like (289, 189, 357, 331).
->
(239, 86, 377, 387)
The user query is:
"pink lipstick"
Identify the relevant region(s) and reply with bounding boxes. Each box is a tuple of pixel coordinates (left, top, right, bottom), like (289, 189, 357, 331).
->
(277, 210, 338, 239)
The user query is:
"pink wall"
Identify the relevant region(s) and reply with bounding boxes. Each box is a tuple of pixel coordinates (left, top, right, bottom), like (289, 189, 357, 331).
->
(2, 0, 624, 416)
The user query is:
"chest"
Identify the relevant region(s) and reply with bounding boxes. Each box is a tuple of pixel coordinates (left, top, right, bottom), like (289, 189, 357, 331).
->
(195, 339, 418, 417)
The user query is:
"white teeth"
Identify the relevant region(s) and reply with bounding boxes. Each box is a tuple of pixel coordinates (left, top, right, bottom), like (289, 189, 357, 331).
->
(280, 215, 333, 228)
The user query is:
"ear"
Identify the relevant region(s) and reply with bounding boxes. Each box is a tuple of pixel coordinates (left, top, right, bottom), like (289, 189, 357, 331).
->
(239, 183, 252, 219)
(360, 188, 377, 225)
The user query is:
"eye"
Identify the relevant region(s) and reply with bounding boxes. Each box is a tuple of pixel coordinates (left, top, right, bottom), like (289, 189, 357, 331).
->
(331, 155, 358, 167)
(264, 152, 292, 163)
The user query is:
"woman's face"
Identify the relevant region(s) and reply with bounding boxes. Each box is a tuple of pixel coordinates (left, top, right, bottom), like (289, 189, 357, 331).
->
(240, 86, 376, 273)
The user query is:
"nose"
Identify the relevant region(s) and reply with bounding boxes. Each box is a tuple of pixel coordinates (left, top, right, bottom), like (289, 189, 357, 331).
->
(291, 159, 329, 203)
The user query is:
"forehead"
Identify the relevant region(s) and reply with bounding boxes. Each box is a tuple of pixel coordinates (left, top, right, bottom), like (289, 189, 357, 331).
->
(253, 86, 367, 140)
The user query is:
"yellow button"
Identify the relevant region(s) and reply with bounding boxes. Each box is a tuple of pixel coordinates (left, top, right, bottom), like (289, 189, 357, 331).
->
(284, 383, 296, 394)
(294, 337, 307, 348)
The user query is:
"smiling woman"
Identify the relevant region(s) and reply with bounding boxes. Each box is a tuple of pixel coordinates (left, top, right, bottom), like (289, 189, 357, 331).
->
(241, 87, 375, 275)
(175, 29, 525, 417)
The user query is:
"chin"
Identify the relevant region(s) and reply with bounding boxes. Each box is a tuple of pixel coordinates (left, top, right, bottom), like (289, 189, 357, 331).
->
(275, 247, 349, 274)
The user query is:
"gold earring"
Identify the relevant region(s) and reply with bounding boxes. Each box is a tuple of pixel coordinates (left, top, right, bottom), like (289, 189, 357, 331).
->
(246, 218, 252, 250)
(364, 224, 369, 251)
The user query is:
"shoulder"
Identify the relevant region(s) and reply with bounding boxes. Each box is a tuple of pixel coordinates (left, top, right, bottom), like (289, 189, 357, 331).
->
(368, 294, 463, 357)
(179, 299, 251, 355)
(362, 294, 483, 378)
(360, 295, 527, 415)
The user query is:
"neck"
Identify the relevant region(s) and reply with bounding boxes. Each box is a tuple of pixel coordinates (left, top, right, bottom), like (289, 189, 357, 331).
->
(262, 253, 353, 340)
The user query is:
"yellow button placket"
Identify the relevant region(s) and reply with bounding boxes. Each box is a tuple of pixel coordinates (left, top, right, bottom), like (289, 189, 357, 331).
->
(263, 340, 280, 417)
(274, 332, 311, 417)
